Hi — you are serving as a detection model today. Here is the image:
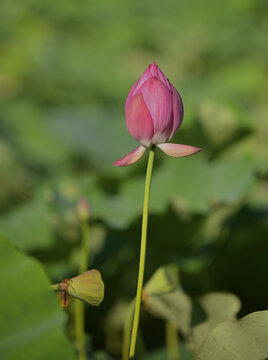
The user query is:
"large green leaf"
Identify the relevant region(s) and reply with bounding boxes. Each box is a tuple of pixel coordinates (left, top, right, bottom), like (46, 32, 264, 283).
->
(0, 140, 32, 211)
(0, 197, 53, 252)
(79, 151, 254, 230)
(141, 343, 193, 360)
(194, 311, 268, 360)
(49, 107, 138, 174)
(198, 100, 252, 146)
(187, 292, 241, 352)
(0, 235, 76, 360)
(152, 153, 255, 214)
(1, 102, 72, 167)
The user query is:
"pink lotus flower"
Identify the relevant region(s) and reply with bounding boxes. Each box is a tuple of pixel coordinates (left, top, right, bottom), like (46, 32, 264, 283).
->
(113, 62, 201, 166)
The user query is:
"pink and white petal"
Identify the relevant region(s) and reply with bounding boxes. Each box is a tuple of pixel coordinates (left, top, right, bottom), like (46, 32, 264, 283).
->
(125, 79, 139, 110)
(126, 66, 154, 109)
(149, 62, 171, 90)
(168, 85, 184, 140)
(113, 145, 147, 167)
(157, 143, 202, 157)
(126, 93, 154, 147)
(134, 67, 152, 93)
(140, 77, 173, 141)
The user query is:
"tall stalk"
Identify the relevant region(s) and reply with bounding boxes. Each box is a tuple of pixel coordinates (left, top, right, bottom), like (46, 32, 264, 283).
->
(129, 146, 155, 358)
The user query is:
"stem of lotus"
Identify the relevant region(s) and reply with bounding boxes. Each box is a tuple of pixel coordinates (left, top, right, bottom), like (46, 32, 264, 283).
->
(129, 146, 155, 358)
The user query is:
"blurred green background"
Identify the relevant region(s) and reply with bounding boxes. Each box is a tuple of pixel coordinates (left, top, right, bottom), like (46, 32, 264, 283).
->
(0, 0, 268, 359)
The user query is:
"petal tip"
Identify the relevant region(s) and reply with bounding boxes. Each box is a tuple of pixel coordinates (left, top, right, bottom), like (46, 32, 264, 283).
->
(112, 160, 123, 167)
(113, 145, 146, 167)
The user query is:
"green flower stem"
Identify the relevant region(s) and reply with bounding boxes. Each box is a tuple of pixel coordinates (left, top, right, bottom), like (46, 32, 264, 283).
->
(79, 222, 91, 275)
(74, 299, 86, 360)
(75, 221, 91, 360)
(165, 321, 180, 360)
(129, 146, 155, 358)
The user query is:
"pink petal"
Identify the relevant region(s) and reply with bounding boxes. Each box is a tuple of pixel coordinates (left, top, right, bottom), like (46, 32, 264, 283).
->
(113, 145, 146, 167)
(157, 143, 202, 157)
(140, 77, 173, 143)
(125, 79, 139, 110)
(126, 93, 154, 147)
(168, 85, 184, 140)
(149, 62, 171, 90)
(125, 67, 152, 110)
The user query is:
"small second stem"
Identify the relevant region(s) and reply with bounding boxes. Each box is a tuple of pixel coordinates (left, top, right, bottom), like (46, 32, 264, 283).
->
(75, 221, 91, 360)
(165, 322, 180, 360)
(129, 146, 155, 358)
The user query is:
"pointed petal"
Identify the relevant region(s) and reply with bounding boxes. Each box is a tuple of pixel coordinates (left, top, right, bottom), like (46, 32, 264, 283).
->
(157, 143, 202, 157)
(140, 77, 173, 142)
(126, 93, 154, 147)
(149, 62, 171, 90)
(125, 67, 152, 109)
(125, 79, 139, 110)
(134, 67, 152, 93)
(168, 85, 184, 140)
(113, 145, 146, 167)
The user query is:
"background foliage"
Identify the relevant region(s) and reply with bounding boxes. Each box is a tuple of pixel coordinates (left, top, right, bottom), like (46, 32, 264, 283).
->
(0, 0, 267, 359)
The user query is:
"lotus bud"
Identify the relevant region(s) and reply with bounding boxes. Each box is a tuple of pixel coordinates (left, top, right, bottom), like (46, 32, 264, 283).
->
(77, 197, 91, 223)
(113, 62, 201, 166)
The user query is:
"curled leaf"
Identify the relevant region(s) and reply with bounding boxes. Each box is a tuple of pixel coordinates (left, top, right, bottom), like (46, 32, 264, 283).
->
(143, 265, 192, 336)
(55, 270, 104, 309)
